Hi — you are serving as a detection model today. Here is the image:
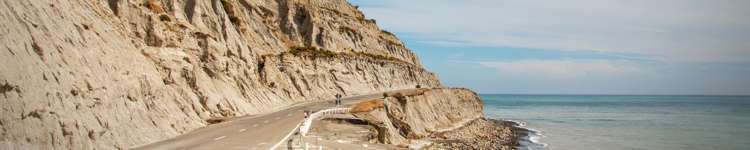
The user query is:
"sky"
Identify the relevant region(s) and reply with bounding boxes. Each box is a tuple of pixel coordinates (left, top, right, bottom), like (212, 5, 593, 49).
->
(349, 0, 750, 95)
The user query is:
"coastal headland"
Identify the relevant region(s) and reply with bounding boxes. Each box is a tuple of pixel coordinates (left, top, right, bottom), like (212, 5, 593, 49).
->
(0, 0, 518, 149)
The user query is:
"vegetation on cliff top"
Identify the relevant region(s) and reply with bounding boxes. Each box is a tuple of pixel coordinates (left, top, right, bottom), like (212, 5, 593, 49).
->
(287, 46, 409, 64)
(289, 46, 338, 58)
(381, 30, 395, 36)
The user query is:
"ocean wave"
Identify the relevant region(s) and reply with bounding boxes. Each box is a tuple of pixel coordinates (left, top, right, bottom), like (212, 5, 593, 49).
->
(528, 134, 549, 148)
(506, 119, 527, 127)
(589, 118, 618, 122)
(506, 119, 549, 150)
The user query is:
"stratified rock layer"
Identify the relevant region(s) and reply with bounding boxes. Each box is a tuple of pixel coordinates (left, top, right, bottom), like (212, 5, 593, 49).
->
(0, 0, 440, 149)
(352, 88, 484, 146)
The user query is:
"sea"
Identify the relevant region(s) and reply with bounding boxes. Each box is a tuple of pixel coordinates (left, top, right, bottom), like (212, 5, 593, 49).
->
(482, 95, 750, 150)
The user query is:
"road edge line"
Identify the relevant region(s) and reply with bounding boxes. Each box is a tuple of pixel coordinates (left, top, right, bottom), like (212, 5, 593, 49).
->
(268, 122, 302, 150)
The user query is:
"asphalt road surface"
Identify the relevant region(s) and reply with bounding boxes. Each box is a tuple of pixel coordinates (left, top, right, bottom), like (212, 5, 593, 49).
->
(132, 89, 413, 150)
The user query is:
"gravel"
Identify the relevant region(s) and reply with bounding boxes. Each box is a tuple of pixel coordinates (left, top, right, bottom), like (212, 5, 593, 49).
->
(428, 118, 520, 150)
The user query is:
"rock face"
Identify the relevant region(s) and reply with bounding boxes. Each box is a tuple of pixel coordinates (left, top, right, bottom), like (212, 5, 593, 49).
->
(0, 0, 440, 149)
(352, 88, 484, 146)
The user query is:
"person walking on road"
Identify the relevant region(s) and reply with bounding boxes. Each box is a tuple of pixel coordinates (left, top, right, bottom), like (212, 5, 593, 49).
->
(304, 110, 309, 119)
(335, 94, 342, 106)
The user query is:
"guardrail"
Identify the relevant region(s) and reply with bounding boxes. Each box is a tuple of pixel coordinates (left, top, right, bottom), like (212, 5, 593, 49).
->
(299, 107, 352, 136)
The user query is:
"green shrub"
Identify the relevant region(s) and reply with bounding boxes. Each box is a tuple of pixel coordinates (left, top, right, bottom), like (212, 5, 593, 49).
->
(287, 46, 409, 64)
(289, 46, 338, 58)
(351, 51, 406, 63)
(381, 30, 395, 36)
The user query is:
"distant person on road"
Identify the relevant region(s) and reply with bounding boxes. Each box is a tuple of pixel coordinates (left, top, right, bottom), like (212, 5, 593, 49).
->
(336, 94, 341, 106)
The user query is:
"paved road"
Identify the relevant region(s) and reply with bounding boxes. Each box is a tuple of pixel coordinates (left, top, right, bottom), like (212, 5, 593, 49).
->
(132, 89, 412, 150)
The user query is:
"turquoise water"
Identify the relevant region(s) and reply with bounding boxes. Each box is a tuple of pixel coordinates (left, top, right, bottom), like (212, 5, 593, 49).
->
(482, 95, 750, 150)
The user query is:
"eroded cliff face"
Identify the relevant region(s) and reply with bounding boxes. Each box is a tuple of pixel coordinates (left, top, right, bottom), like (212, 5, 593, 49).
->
(352, 88, 484, 146)
(0, 0, 439, 149)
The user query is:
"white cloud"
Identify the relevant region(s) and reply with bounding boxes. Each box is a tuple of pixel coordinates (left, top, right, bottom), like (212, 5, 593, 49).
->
(478, 59, 645, 79)
(352, 0, 750, 63)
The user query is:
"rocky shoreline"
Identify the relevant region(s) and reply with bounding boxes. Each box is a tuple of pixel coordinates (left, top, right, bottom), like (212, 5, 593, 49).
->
(305, 116, 528, 150)
(300, 89, 524, 150)
(427, 118, 526, 150)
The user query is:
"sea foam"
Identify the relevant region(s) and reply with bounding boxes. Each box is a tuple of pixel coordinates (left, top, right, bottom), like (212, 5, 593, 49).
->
(506, 119, 548, 150)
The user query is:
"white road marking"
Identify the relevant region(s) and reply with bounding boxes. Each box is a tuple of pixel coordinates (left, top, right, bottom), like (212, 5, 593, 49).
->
(213, 136, 226, 141)
(252, 124, 259, 127)
(239, 129, 246, 132)
(275, 117, 280, 120)
(263, 120, 269, 124)
(287, 113, 292, 116)
(268, 122, 302, 150)
(288, 144, 324, 149)
(257, 142, 267, 145)
(336, 140, 350, 143)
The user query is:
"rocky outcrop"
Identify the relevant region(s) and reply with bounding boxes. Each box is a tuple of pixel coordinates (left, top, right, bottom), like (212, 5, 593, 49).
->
(0, 0, 439, 149)
(428, 119, 516, 150)
(351, 88, 484, 146)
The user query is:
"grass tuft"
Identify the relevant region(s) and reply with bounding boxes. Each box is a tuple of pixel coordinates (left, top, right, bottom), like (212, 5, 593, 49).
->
(286, 46, 409, 64)
(381, 30, 395, 36)
(289, 46, 338, 58)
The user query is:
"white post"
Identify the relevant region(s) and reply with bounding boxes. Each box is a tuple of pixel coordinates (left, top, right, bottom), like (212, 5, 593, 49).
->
(299, 132, 303, 147)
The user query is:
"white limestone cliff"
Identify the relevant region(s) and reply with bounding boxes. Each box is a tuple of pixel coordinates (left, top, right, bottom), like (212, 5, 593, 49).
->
(0, 0, 441, 149)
